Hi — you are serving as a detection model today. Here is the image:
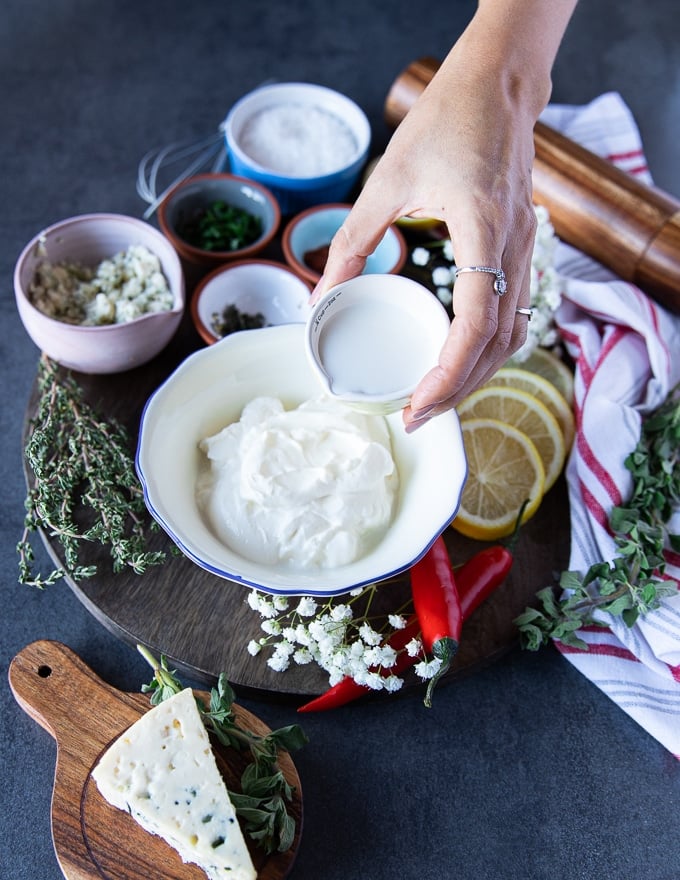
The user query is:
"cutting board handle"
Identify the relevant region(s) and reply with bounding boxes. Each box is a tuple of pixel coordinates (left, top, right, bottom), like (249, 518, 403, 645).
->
(9, 639, 141, 752)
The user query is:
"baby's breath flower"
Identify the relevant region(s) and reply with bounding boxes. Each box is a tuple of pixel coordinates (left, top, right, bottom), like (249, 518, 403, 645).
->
(258, 598, 278, 619)
(411, 246, 431, 267)
(436, 286, 453, 306)
(364, 671, 385, 691)
(295, 623, 312, 646)
(405, 637, 423, 657)
(377, 645, 398, 668)
(267, 653, 290, 673)
(350, 586, 366, 597)
(297, 596, 317, 617)
(414, 657, 443, 680)
(247, 639, 262, 656)
(293, 647, 313, 665)
(362, 646, 383, 667)
(330, 603, 352, 622)
(388, 613, 407, 630)
(261, 618, 282, 636)
(382, 674, 404, 693)
(308, 618, 328, 642)
(359, 622, 382, 646)
(442, 239, 454, 262)
(273, 595, 290, 611)
(432, 265, 453, 287)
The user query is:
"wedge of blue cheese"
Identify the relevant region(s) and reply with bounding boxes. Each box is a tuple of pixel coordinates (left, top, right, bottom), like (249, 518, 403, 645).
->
(92, 687, 257, 880)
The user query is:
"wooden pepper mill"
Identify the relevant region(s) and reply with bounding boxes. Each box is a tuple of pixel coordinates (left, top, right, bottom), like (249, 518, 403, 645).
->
(384, 57, 680, 315)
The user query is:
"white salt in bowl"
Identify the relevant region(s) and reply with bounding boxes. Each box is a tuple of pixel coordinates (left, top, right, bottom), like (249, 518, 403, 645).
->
(305, 274, 451, 415)
(136, 323, 467, 596)
(222, 82, 371, 215)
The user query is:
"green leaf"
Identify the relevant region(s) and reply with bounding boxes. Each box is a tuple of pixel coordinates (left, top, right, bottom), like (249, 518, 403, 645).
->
(516, 381, 680, 652)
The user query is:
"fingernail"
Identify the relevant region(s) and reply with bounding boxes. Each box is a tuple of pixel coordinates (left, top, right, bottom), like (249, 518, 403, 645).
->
(309, 274, 325, 305)
(410, 403, 436, 421)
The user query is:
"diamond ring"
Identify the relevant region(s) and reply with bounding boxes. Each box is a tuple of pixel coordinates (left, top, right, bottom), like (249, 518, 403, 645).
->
(454, 265, 507, 296)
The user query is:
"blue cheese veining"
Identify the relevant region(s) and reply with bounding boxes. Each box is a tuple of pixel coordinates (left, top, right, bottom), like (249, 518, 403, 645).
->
(91, 687, 256, 880)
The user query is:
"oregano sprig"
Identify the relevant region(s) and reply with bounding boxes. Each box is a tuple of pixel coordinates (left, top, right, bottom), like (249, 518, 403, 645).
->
(516, 381, 680, 650)
(138, 646, 307, 855)
(18, 355, 168, 588)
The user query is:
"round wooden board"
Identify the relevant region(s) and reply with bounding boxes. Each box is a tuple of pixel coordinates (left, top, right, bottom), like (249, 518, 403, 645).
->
(9, 639, 302, 880)
(22, 287, 571, 701)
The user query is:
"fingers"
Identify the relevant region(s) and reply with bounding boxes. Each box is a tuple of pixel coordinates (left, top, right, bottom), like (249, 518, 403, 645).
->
(310, 161, 410, 305)
(404, 220, 535, 432)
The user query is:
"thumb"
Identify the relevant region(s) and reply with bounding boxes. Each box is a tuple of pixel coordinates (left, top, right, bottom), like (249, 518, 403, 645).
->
(310, 182, 402, 304)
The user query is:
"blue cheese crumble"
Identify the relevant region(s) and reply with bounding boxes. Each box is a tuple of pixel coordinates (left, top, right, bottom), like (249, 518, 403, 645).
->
(29, 243, 174, 325)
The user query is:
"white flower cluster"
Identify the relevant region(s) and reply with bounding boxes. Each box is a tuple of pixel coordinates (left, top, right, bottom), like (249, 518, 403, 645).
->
(410, 205, 563, 360)
(245, 587, 442, 691)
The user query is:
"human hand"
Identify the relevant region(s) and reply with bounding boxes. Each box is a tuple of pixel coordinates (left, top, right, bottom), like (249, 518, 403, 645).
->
(310, 1, 576, 431)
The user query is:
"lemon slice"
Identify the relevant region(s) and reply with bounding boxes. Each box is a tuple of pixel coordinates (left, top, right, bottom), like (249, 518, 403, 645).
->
(452, 418, 545, 541)
(509, 347, 575, 407)
(458, 385, 566, 492)
(485, 366, 575, 451)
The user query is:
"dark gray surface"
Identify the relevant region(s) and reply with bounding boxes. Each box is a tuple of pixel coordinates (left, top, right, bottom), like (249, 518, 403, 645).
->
(2, 2, 680, 879)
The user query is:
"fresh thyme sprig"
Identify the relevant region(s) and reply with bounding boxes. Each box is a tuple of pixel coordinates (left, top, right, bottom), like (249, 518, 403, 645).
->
(138, 645, 307, 855)
(18, 355, 167, 588)
(516, 382, 680, 650)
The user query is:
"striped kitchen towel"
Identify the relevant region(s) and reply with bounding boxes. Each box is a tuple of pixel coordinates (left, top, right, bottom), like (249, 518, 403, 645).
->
(539, 93, 680, 758)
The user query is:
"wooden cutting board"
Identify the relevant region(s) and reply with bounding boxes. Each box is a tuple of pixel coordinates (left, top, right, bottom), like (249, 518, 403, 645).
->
(22, 309, 571, 698)
(8, 640, 303, 880)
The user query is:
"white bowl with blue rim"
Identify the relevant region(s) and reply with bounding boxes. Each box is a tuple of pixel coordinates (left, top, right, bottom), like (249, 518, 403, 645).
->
(222, 82, 371, 215)
(136, 323, 466, 596)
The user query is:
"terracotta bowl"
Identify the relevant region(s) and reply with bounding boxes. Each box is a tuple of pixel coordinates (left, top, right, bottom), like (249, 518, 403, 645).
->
(157, 172, 280, 267)
(190, 259, 312, 345)
(281, 203, 407, 285)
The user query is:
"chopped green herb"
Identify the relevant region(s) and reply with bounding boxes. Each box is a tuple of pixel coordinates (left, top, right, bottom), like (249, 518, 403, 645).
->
(179, 200, 263, 252)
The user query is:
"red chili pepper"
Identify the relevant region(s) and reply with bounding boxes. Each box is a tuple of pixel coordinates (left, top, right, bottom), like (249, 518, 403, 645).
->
(410, 535, 462, 708)
(454, 499, 525, 617)
(298, 504, 525, 714)
(297, 614, 421, 713)
(455, 544, 514, 618)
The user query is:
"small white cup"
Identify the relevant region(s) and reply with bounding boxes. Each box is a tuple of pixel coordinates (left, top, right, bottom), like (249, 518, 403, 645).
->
(305, 274, 451, 414)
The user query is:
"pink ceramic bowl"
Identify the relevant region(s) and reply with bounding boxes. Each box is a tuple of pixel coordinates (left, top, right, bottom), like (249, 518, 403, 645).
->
(14, 213, 185, 374)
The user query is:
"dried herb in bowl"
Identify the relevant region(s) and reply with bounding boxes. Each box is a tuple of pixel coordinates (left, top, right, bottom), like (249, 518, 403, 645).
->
(178, 200, 263, 252)
(211, 304, 267, 337)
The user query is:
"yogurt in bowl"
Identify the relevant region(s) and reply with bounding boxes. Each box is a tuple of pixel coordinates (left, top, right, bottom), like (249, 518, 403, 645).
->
(305, 274, 451, 414)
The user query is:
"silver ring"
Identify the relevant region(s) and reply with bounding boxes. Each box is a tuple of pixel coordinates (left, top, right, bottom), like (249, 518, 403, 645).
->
(454, 265, 507, 296)
(515, 307, 533, 320)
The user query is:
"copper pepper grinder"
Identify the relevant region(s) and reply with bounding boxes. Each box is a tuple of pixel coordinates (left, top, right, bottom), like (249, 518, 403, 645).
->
(384, 57, 680, 315)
